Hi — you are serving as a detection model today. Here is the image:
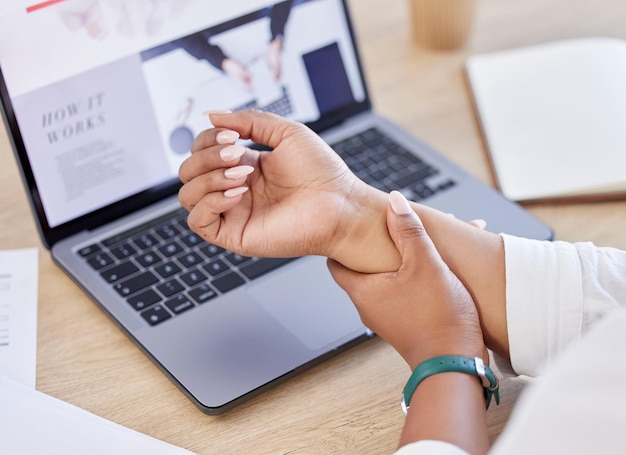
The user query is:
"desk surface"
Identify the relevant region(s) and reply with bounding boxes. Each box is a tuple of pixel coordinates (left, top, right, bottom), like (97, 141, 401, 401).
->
(2, 0, 626, 453)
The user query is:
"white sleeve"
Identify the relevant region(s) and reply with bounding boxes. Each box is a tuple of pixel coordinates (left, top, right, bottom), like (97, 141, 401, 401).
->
(393, 440, 469, 455)
(490, 309, 626, 454)
(500, 234, 626, 378)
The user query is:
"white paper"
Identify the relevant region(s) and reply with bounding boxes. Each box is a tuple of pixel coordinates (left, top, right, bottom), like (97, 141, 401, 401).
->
(0, 375, 197, 455)
(0, 247, 38, 387)
(0, 249, 195, 453)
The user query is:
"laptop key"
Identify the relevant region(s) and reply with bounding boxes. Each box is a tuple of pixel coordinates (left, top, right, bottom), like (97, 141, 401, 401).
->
(87, 253, 115, 270)
(200, 244, 224, 258)
(394, 166, 438, 188)
(114, 271, 159, 297)
(128, 289, 162, 311)
(177, 251, 203, 268)
(154, 262, 182, 278)
(225, 252, 251, 266)
(155, 223, 179, 240)
(203, 259, 229, 276)
(157, 278, 185, 297)
(212, 271, 245, 293)
(110, 243, 137, 260)
(188, 284, 218, 304)
(136, 250, 162, 267)
(164, 294, 195, 315)
(413, 183, 436, 200)
(141, 304, 171, 326)
(180, 269, 207, 286)
(100, 261, 139, 283)
(78, 244, 101, 257)
(240, 257, 295, 280)
(180, 232, 203, 247)
(158, 241, 184, 257)
(133, 233, 158, 250)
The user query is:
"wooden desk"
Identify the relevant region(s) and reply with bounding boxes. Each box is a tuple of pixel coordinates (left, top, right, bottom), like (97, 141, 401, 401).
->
(1, 0, 625, 453)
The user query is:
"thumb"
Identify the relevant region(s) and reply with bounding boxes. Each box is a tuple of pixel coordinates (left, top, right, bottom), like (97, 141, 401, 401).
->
(387, 191, 439, 269)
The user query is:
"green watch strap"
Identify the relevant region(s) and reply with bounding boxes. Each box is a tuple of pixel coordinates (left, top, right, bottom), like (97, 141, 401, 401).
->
(400, 355, 500, 416)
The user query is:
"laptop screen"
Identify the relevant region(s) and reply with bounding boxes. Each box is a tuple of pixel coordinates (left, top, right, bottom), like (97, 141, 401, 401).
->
(0, 0, 369, 245)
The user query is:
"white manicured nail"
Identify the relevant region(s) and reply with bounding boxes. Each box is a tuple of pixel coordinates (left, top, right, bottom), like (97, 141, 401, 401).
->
(220, 145, 246, 161)
(216, 130, 240, 144)
(224, 165, 254, 180)
(389, 190, 412, 215)
(224, 186, 249, 198)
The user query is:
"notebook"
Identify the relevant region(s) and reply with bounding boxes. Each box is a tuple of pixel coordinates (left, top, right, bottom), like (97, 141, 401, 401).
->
(465, 38, 626, 203)
(0, 0, 552, 415)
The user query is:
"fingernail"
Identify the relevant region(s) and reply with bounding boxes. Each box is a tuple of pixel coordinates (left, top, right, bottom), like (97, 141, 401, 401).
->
(203, 109, 232, 116)
(216, 130, 240, 144)
(220, 144, 246, 161)
(473, 219, 487, 230)
(224, 186, 249, 198)
(389, 191, 412, 215)
(224, 165, 254, 180)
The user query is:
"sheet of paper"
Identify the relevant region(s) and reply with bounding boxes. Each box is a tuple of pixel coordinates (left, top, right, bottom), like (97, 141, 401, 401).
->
(0, 375, 197, 454)
(0, 247, 38, 387)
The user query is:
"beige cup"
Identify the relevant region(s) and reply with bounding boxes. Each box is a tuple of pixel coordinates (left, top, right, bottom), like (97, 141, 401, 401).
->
(407, 0, 477, 50)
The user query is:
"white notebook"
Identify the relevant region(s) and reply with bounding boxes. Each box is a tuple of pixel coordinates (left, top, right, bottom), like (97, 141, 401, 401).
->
(465, 37, 626, 203)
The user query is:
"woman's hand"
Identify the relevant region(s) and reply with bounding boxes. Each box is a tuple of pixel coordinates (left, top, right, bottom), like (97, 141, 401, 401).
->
(328, 191, 487, 370)
(329, 190, 491, 453)
(179, 110, 361, 258)
(178, 110, 401, 273)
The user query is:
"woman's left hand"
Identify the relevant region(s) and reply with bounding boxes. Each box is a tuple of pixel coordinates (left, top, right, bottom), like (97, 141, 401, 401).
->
(328, 191, 487, 370)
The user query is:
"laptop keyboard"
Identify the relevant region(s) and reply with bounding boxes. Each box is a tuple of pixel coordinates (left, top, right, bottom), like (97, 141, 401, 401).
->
(332, 127, 456, 200)
(78, 209, 295, 327)
(77, 127, 454, 327)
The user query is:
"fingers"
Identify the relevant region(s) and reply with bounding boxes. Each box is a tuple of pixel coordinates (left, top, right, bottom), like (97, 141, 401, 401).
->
(182, 109, 295, 185)
(178, 133, 254, 229)
(179, 143, 248, 183)
(190, 124, 240, 154)
(179, 187, 247, 243)
(445, 212, 487, 230)
(179, 163, 251, 241)
(386, 191, 440, 273)
(179, 156, 252, 204)
(206, 109, 308, 150)
(468, 219, 487, 230)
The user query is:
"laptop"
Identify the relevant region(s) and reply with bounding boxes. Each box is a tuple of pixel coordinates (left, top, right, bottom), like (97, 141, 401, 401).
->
(0, 0, 552, 415)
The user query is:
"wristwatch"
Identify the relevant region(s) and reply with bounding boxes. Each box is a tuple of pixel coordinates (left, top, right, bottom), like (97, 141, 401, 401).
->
(401, 355, 500, 416)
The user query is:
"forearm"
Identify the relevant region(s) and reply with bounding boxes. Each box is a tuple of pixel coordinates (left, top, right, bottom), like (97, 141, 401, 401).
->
(413, 203, 508, 360)
(400, 373, 489, 454)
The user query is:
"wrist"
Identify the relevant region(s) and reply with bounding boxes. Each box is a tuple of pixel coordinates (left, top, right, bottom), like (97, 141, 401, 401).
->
(398, 324, 487, 371)
(401, 355, 500, 416)
(399, 364, 491, 453)
(403, 344, 488, 373)
(326, 183, 401, 273)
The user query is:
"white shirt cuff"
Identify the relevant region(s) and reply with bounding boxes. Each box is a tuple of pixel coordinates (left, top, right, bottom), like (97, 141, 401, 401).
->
(501, 234, 584, 377)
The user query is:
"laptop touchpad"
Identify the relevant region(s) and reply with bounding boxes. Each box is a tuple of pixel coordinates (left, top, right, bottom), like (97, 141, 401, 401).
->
(247, 256, 364, 351)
